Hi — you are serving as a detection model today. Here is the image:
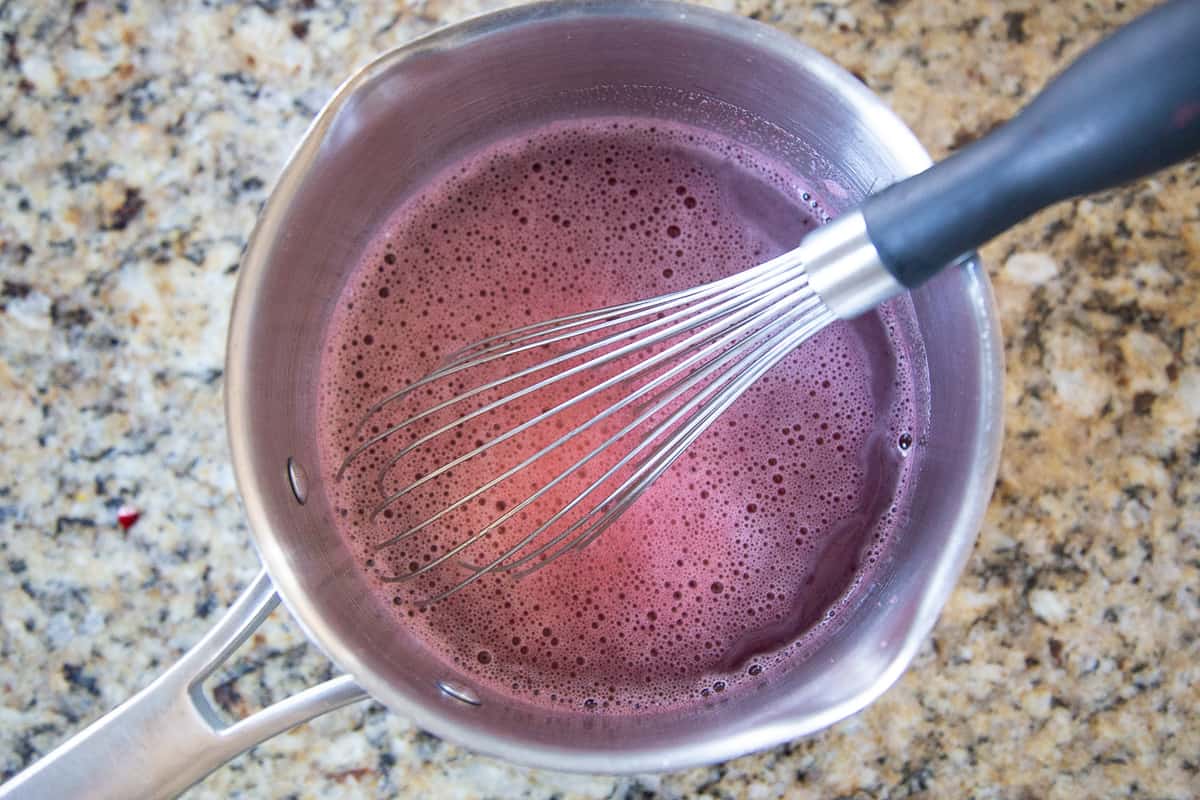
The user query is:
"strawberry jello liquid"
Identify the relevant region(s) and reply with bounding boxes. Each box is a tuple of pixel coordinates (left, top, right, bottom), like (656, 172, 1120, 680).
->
(317, 117, 928, 712)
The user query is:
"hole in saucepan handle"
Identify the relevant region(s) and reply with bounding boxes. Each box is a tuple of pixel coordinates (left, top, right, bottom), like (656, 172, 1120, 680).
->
(437, 680, 482, 706)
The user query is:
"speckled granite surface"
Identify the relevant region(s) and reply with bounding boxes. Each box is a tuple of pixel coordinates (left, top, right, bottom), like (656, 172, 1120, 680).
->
(1, 0, 1197, 797)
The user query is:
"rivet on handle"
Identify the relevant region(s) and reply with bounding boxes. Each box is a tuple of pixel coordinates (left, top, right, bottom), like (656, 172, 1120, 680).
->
(287, 457, 308, 505)
(437, 680, 481, 706)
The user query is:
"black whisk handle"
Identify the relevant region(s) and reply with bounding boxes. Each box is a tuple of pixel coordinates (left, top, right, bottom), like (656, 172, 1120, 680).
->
(860, 0, 1200, 288)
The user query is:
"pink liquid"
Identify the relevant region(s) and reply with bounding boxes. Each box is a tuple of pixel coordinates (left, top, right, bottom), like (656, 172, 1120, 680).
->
(317, 118, 927, 712)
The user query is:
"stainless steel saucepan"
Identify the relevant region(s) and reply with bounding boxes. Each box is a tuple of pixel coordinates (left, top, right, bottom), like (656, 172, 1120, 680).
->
(2, 2, 1003, 796)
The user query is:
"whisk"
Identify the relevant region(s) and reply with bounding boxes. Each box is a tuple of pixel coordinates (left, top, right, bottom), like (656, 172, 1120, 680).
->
(340, 0, 1200, 602)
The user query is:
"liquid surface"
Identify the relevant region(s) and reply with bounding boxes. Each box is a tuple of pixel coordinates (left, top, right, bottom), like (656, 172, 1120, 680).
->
(317, 118, 927, 712)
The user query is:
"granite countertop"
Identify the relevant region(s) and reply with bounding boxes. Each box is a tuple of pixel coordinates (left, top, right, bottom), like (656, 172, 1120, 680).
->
(1, 0, 1196, 797)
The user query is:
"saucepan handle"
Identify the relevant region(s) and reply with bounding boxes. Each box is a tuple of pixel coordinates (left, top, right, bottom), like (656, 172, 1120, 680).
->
(0, 570, 368, 800)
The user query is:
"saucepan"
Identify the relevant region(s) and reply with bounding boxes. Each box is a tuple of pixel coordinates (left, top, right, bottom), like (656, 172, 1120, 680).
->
(2, 2, 1002, 796)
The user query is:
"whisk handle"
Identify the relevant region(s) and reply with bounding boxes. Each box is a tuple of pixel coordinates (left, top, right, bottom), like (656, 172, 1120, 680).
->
(860, 0, 1200, 288)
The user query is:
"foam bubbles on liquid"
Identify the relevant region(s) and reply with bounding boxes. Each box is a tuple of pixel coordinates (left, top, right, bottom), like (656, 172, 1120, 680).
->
(315, 117, 927, 713)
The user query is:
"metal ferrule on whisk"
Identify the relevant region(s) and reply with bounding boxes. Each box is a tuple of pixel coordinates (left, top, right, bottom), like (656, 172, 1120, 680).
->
(799, 210, 905, 319)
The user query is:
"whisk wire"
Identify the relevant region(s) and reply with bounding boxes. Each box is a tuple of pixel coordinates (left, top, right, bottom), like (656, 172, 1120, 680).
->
(436, 298, 823, 580)
(415, 308, 816, 602)
(368, 292, 816, 554)
(344, 249, 835, 602)
(439, 247, 807, 365)
(366, 260, 818, 512)
(497, 303, 835, 581)
(418, 300, 835, 603)
(555, 306, 836, 559)
(338, 251, 811, 474)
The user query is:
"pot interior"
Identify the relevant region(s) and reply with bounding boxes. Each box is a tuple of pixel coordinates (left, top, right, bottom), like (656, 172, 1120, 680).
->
(228, 1, 1002, 771)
